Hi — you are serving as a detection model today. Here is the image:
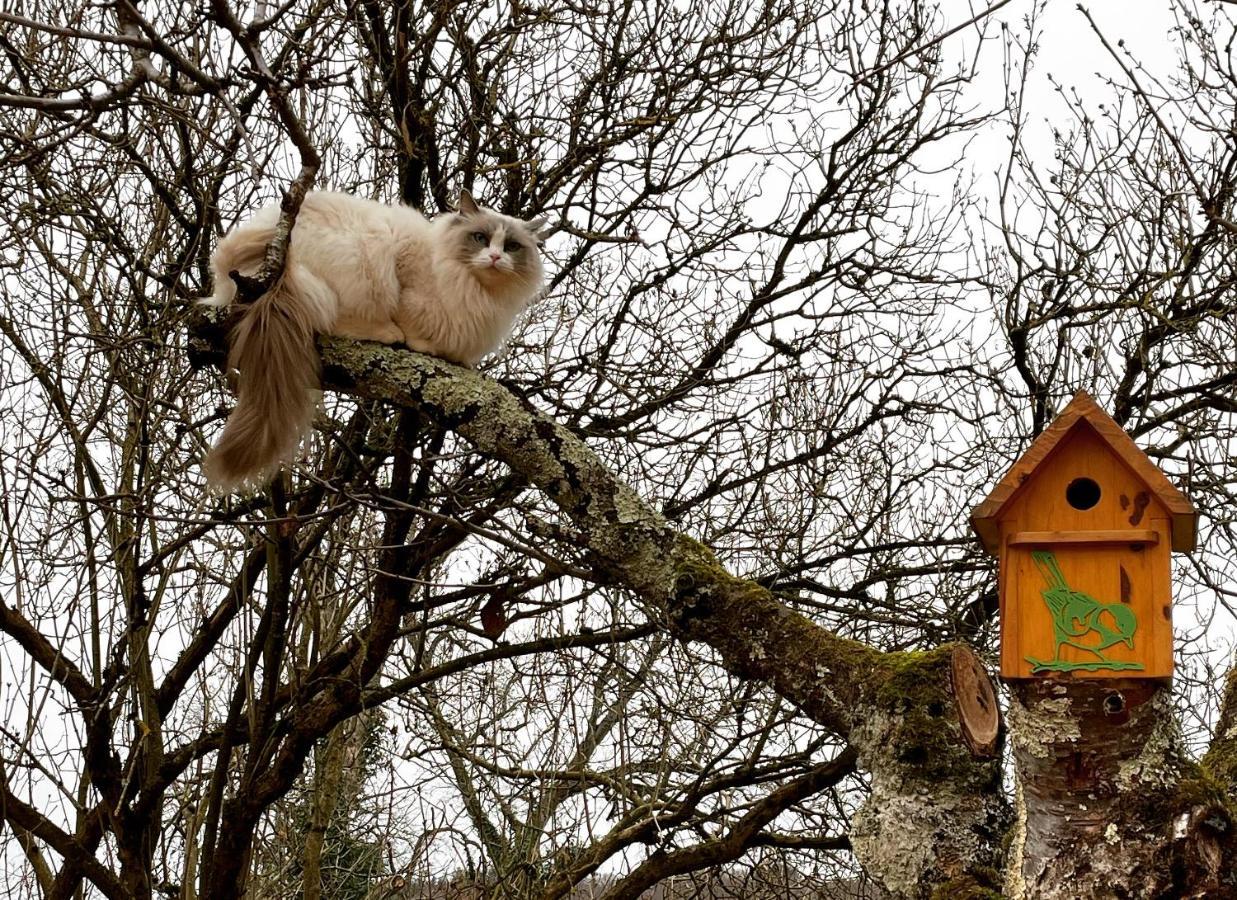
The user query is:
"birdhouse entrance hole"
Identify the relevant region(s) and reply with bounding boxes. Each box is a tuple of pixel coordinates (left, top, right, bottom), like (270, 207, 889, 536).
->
(1066, 477, 1101, 510)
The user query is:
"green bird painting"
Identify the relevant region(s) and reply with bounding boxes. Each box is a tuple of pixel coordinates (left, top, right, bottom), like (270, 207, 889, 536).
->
(1024, 550, 1144, 674)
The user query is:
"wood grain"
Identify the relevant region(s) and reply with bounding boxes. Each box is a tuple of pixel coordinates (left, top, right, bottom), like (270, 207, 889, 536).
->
(992, 423, 1174, 679)
(1008, 530, 1159, 546)
(971, 391, 1196, 553)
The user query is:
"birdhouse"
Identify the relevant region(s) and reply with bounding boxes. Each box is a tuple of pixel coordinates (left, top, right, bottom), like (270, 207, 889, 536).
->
(971, 392, 1196, 680)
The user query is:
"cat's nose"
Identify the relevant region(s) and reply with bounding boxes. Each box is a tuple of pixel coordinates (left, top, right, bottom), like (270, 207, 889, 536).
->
(488, 251, 501, 261)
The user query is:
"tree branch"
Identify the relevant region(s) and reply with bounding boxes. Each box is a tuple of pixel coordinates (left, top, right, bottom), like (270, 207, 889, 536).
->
(598, 747, 859, 900)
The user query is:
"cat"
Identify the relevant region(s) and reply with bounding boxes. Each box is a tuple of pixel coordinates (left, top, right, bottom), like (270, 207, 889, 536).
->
(201, 190, 547, 492)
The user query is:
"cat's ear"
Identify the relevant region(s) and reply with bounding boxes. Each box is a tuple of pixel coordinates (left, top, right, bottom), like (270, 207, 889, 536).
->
(458, 191, 480, 216)
(525, 216, 557, 242)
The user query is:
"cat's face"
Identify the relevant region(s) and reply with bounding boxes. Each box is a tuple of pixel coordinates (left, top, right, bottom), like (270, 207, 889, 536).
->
(445, 194, 545, 290)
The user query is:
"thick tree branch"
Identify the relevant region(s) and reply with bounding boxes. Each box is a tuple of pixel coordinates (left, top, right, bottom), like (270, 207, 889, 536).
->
(190, 316, 1006, 894)
(304, 337, 947, 735)
(1205, 665, 1237, 793)
(0, 601, 96, 708)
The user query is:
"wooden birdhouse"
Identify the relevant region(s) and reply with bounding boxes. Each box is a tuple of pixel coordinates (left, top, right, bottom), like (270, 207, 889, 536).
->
(971, 392, 1197, 680)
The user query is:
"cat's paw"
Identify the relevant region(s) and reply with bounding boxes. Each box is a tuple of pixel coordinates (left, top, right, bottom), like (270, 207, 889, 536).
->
(403, 336, 438, 357)
(374, 324, 406, 344)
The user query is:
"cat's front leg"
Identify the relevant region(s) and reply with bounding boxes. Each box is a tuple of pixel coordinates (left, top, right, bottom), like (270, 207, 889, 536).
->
(394, 291, 476, 367)
(402, 335, 438, 356)
(393, 305, 444, 360)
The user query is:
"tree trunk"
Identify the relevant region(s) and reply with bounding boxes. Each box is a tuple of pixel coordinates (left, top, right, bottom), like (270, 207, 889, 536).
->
(1006, 679, 1234, 899)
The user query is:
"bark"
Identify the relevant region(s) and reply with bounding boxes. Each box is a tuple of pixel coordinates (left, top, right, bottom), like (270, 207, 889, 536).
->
(302, 716, 371, 900)
(1006, 679, 1235, 899)
(1204, 667, 1237, 792)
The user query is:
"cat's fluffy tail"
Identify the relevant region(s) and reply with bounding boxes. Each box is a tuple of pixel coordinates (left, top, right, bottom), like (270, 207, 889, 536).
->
(202, 263, 336, 492)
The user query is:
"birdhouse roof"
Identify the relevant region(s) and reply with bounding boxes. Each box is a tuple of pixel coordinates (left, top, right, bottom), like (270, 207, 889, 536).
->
(971, 391, 1197, 554)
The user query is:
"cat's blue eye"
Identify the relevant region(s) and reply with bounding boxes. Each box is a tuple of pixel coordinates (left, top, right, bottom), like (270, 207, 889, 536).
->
(503, 240, 522, 252)
(471, 231, 488, 243)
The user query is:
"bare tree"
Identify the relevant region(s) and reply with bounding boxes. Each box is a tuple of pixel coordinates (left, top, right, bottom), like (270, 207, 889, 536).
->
(0, 1, 1234, 899)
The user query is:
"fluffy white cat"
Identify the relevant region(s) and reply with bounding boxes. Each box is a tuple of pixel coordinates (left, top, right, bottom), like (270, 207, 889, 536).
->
(201, 190, 546, 491)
